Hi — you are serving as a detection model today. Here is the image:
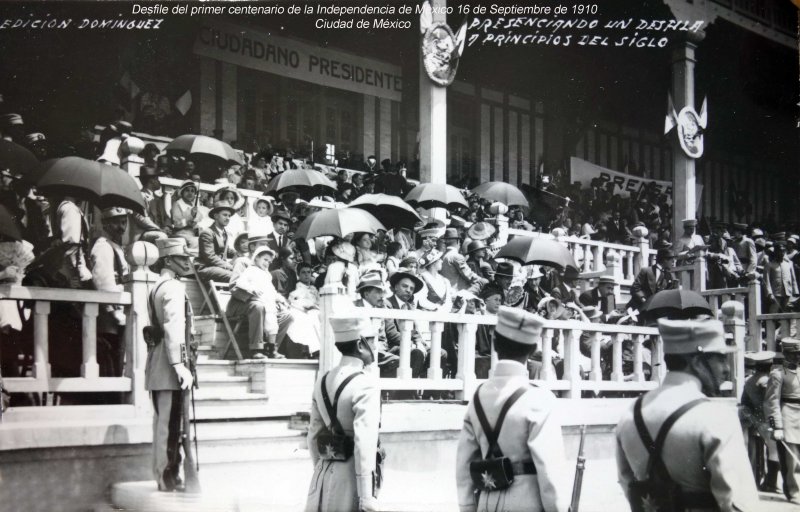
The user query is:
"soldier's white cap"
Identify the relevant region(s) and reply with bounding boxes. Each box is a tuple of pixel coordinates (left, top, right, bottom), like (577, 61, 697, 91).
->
(101, 207, 128, 219)
(155, 237, 192, 259)
(658, 318, 735, 354)
(330, 316, 376, 343)
(495, 306, 544, 345)
(682, 218, 697, 227)
(780, 338, 800, 353)
(744, 351, 775, 367)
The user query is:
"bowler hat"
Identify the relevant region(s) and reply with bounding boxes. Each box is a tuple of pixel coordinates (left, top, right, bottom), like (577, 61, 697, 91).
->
(466, 240, 487, 254)
(495, 261, 515, 277)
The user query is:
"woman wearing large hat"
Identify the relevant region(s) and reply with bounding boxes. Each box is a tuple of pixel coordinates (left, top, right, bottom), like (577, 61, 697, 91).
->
(417, 248, 454, 313)
(170, 180, 203, 246)
(322, 238, 360, 301)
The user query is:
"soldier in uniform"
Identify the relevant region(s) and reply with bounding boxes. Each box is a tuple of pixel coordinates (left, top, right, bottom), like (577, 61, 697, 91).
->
(764, 337, 800, 504)
(732, 223, 757, 275)
(456, 306, 568, 512)
(616, 318, 759, 511)
(740, 351, 780, 493)
(90, 207, 130, 376)
(306, 315, 381, 512)
(675, 218, 706, 263)
(145, 238, 198, 493)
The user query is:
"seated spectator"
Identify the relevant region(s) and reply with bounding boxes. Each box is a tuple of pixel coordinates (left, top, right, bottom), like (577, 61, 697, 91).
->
(520, 266, 548, 312)
(227, 246, 281, 359)
(323, 239, 359, 301)
(353, 232, 380, 272)
(196, 199, 236, 283)
(509, 207, 534, 231)
(272, 247, 298, 298)
(628, 247, 678, 313)
(465, 240, 494, 282)
(549, 266, 584, 307)
(294, 262, 319, 307)
(170, 180, 203, 246)
(353, 270, 400, 377)
(604, 210, 629, 245)
(230, 233, 269, 283)
(385, 241, 405, 278)
(280, 289, 321, 359)
(267, 208, 293, 269)
(213, 186, 246, 239)
(475, 283, 504, 379)
(249, 196, 275, 236)
(579, 275, 617, 315)
(490, 261, 516, 304)
(384, 269, 428, 379)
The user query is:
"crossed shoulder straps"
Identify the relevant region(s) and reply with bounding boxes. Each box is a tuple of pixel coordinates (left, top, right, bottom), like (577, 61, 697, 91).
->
(633, 395, 707, 478)
(320, 370, 363, 435)
(473, 384, 532, 459)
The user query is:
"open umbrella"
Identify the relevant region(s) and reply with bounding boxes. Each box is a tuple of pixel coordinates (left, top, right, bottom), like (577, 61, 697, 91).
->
(294, 207, 384, 240)
(404, 183, 468, 209)
(266, 169, 337, 199)
(165, 134, 243, 165)
(0, 204, 22, 241)
(641, 289, 712, 322)
(36, 157, 145, 214)
(0, 140, 38, 184)
(348, 193, 421, 230)
(494, 236, 578, 272)
(471, 182, 529, 209)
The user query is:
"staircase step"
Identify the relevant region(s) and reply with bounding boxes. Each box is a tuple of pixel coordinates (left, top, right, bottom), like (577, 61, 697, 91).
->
(196, 360, 236, 377)
(197, 375, 249, 389)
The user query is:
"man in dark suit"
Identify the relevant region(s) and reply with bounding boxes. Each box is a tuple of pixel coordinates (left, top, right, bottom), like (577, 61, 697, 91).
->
(196, 200, 236, 282)
(550, 266, 584, 307)
(605, 210, 629, 244)
(628, 247, 678, 311)
(579, 275, 617, 315)
(267, 208, 292, 270)
(383, 270, 427, 378)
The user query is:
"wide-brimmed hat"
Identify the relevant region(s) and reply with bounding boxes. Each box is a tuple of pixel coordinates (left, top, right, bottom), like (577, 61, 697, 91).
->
(389, 269, 423, 293)
(419, 227, 443, 239)
(467, 222, 496, 241)
(356, 270, 387, 293)
(466, 240, 487, 255)
(253, 195, 276, 215)
(330, 239, 356, 263)
(418, 248, 443, 268)
(495, 261, 515, 277)
(209, 199, 236, 218)
(178, 180, 198, 195)
(252, 245, 277, 261)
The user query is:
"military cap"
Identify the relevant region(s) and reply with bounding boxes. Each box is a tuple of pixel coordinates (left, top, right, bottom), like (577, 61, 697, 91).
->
(658, 318, 735, 354)
(751, 228, 764, 238)
(744, 351, 775, 367)
(100, 207, 128, 219)
(467, 222, 496, 241)
(731, 223, 748, 231)
(330, 316, 376, 343)
(156, 237, 192, 259)
(772, 232, 786, 242)
(1, 113, 23, 126)
(781, 338, 800, 353)
(495, 306, 544, 345)
(682, 218, 697, 227)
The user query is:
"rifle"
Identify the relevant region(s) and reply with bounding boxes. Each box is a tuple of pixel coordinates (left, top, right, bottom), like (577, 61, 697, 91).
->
(569, 425, 587, 512)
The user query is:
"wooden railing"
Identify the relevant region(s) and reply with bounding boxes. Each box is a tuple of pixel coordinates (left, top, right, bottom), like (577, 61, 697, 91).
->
(756, 312, 800, 352)
(0, 286, 132, 393)
(318, 284, 749, 400)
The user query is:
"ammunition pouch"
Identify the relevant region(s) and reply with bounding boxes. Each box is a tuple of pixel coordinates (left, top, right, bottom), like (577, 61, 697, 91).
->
(470, 457, 515, 492)
(143, 325, 164, 349)
(316, 430, 354, 461)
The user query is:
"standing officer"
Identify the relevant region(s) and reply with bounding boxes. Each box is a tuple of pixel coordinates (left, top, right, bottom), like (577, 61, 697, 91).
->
(456, 306, 568, 512)
(306, 315, 381, 512)
(765, 338, 800, 504)
(616, 318, 759, 511)
(146, 238, 199, 493)
(740, 351, 780, 492)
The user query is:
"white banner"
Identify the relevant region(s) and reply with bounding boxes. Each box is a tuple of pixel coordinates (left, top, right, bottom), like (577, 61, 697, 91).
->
(193, 20, 403, 101)
(569, 157, 702, 208)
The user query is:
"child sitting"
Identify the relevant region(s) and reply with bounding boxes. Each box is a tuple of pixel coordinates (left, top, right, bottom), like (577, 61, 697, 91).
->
(249, 196, 275, 235)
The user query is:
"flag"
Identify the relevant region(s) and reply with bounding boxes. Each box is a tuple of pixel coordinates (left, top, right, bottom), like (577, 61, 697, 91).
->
(175, 90, 192, 116)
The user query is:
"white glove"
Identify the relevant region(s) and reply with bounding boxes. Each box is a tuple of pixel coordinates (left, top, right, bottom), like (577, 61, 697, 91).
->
(773, 429, 785, 441)
(173, 363, 194, 390)
(359, 495, 379, 512)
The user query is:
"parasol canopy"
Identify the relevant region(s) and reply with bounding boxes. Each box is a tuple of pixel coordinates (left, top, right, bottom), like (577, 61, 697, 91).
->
(348, 193, 421, 230)
(641, 289, 713, 322)
(0, 204, 22, 241)
(404, 183, 468, 210)
(294, 207, 384, 240)
(471, 182, 529, 209)
(165, 134, 243, 165)
(36, 157, 145, 214)
(266, 169, 337, 199)
(494, 236, 578, 272)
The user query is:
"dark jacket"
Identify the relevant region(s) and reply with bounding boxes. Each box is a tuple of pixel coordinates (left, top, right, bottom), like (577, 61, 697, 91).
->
(629, 265, 677, 309)
(198, 226, 235, 270)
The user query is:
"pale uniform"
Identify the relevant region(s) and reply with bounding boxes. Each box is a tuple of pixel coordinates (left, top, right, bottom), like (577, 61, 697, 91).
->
(616, 372, 760, 511)
(735, 236, 758, 274)
(764, 350, 800, 500)
(456, 360, 568, 512)
(441, 245, 486, 293)
(56, 199, 91, 281)
(305, 356, 381, 512)
(90, 235, 129, 334)
(675, 233, 706, 262)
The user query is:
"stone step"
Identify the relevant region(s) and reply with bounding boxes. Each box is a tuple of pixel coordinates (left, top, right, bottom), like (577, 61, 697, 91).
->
(195, 360, 236, 377)
(195, 375, 250, 393)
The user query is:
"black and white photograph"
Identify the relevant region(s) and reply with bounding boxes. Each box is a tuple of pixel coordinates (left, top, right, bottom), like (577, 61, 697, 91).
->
(0, 0, 798, 510)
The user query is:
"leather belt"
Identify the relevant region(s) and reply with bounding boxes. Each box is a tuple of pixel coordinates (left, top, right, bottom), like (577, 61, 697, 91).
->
(511, 460, 537, 475)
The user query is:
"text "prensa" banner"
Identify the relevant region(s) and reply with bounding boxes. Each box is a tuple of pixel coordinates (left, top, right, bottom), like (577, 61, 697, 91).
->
(193, 20, 402, 101)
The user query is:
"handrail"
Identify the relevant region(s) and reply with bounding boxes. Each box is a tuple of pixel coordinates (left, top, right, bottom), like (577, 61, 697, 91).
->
(0, 284, 131, 305)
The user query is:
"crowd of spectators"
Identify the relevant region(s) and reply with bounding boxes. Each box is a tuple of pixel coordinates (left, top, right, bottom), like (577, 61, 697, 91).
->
(0, 113, 798, 402)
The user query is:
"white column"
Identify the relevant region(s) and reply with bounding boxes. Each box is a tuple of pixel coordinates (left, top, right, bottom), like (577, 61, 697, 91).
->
(418, 0, 447, 185)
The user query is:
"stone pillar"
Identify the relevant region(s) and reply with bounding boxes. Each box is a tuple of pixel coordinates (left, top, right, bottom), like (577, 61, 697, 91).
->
(721, 300, 746, 401)
(123, 241, 160, 416)
(119, 135, 145, 179)
(418, 0, 447, 185)
(670, 32, 705, 239)
(318, 283, 346, 374)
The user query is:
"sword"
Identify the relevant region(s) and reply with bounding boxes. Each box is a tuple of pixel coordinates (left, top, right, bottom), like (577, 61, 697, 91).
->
(569, 425, 587, 512)
(780, 440, 800, 466)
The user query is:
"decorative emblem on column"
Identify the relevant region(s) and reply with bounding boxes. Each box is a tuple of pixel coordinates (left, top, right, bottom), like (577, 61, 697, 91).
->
(419, 0, 466, 86)
(665, 94, 708, 158)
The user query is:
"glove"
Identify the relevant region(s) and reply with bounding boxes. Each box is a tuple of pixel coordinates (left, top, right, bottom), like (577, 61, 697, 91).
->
(173, 363, 194, 390)
(773, 429, 785, 441)
(359, 495, 379, 512)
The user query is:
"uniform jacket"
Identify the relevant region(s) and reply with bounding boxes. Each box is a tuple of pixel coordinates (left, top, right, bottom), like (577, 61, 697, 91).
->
(616, 372, 760, 512)
(740, 370, 770, 437)
(675, 234, 706, 258)
(734, 236, 757, 274)
(145, 269, 193, 391)
(762, 257, 799, 300)
(198, 225, 235, 270)
(764, 364, 800, 443)
(441, 246, 486, 293)
(456, 360, 568, 512)
(306, 356, 380, 512)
